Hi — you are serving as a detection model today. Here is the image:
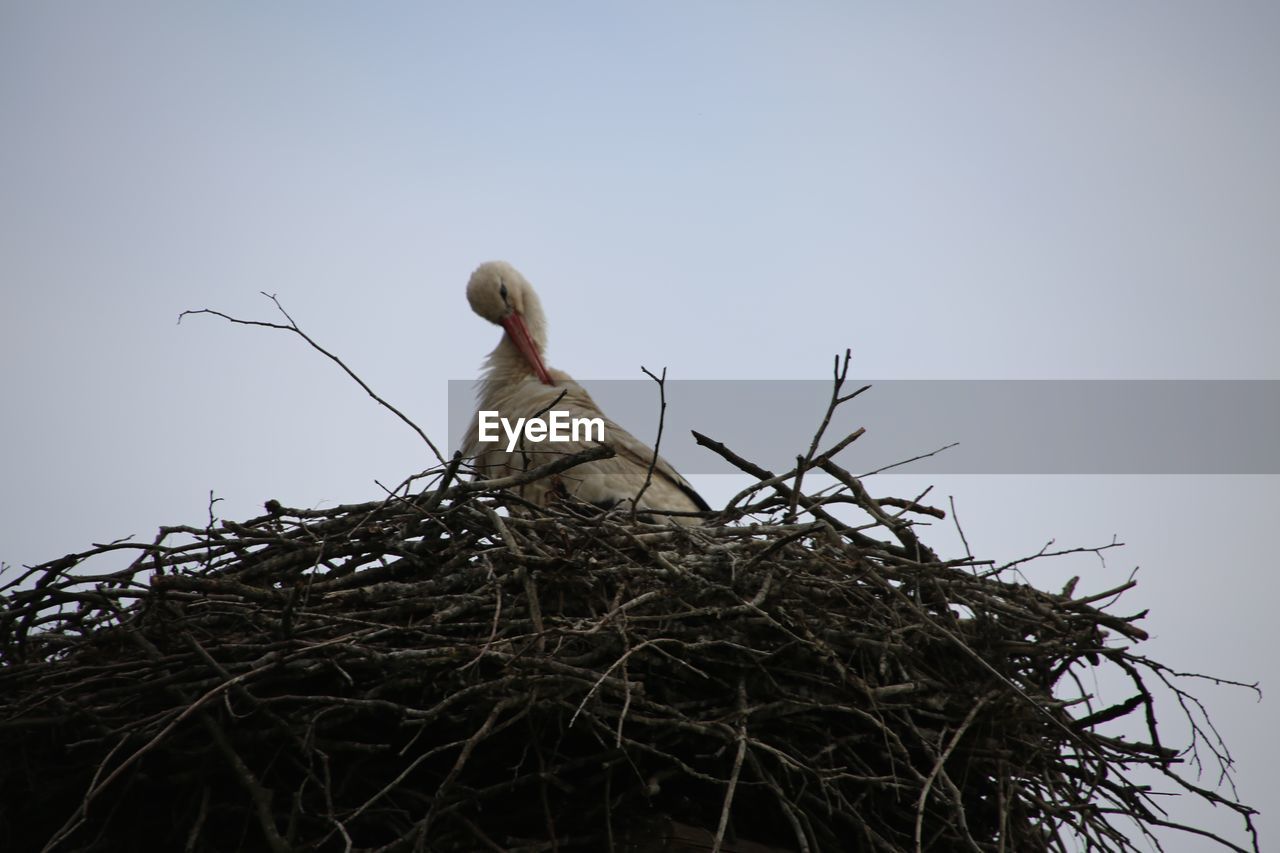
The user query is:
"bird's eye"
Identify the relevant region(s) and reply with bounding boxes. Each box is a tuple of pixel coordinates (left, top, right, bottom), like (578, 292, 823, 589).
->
(499, 283, 509, 303)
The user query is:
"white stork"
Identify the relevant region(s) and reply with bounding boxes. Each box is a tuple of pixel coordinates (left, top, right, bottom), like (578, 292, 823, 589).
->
(460, 261, 708, 524)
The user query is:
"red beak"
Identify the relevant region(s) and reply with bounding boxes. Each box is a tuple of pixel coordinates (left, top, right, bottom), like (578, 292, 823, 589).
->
(501, 313, 554, 386)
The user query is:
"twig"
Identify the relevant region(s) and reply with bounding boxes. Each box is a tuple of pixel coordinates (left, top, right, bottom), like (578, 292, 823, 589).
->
(788, 349, 869, 523)
(915, 695, 989, 853)
(631, 366, 667, 519)
(710, 679, 750, 853)
(179, 294, 446, 464)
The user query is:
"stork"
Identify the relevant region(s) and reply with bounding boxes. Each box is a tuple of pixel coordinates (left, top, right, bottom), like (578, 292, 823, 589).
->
(460, 261, 709, 524)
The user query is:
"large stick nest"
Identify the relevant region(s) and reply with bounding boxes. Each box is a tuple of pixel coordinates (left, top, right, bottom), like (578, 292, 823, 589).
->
(0, 440, 1260, 853)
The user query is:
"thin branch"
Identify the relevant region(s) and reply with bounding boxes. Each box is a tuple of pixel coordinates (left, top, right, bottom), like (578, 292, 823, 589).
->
(179, 294, 446, 464)
(632, 366, 667, 519)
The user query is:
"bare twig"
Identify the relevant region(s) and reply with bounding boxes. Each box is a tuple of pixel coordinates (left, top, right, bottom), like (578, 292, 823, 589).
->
(631, 366, 668, 519)
(179, 294, 446, 464)
(710, 679, 750, 853)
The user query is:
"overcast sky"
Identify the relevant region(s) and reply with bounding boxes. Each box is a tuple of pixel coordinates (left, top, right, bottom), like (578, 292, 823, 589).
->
(2, 4, 1276, 849)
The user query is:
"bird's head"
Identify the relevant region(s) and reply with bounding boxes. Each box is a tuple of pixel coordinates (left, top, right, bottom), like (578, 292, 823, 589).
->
(466, 260, 554, 385)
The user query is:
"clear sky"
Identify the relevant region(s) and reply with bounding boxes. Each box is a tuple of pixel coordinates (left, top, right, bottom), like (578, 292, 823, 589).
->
(2, 4, 1276, 849)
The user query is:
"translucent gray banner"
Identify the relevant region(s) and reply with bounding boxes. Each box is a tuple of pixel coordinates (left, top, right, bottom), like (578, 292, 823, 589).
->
(446, 380, 1279, 475)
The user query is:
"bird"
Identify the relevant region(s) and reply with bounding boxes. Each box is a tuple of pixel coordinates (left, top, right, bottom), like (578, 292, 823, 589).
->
(460, 260, 709, 524)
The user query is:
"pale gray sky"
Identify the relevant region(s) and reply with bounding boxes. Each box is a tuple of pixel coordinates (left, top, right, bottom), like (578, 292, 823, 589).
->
(2, 4, 1276, 849)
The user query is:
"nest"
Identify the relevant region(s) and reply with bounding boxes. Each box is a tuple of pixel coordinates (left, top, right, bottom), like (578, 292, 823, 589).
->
(0, 436, 1260, 852)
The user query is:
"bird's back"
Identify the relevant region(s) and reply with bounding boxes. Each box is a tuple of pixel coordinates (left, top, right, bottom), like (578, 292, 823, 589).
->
(462, 370, 707, 524)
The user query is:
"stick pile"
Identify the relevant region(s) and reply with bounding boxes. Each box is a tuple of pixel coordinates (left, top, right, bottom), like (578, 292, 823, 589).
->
(0, 437, 1259, 852)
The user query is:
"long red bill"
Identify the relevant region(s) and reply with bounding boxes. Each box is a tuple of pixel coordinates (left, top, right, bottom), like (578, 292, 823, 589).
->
(501, 313, 554, 386)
